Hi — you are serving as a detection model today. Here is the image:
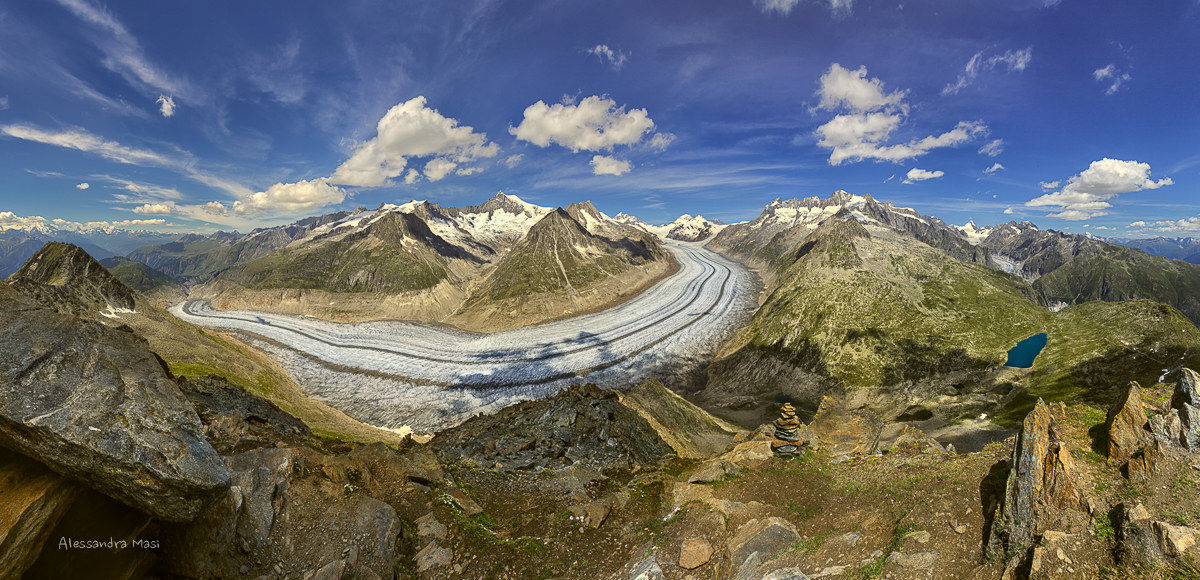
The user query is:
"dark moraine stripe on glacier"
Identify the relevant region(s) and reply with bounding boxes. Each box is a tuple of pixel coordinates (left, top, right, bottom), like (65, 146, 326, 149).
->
(1005, 333, 1048, 368)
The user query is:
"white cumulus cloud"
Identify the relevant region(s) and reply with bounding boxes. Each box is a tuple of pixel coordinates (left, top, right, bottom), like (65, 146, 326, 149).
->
(590, 155, 632, 176)
(504, 154, 524, 168)
(814, 64, 987, 165)
(423, 158, 458, 182)
(75, 182, 90, 189)
(942, 47, 1033, 95)
(132, 202, 174, 214)
(234, 178, 346, 213)
(511, 95, 655, 152)
(330, 96, 498, 187)
(1026, 158, 1173, 220)
(983, 163, 1005, 174)
(903, 168, 945, 183)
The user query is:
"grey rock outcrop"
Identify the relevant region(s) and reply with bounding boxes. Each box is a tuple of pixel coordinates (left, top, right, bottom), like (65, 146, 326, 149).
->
(0, 286, 229, 522)
(728, 517, 801, 576)
(163, 446, 401, 579)
(1171, 368, 1200, 449)
(986, 400, 1082, 564)
(177, 375, 311, 454)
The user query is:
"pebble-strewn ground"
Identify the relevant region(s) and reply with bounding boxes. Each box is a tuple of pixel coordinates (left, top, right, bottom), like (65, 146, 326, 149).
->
(171, 242, 757, 433)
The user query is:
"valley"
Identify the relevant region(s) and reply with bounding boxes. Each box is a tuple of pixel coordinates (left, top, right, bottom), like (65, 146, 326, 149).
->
(171, 241, 757, 432)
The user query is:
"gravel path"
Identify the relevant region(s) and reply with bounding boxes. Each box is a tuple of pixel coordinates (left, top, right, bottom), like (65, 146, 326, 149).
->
(171, 242, 756, 432)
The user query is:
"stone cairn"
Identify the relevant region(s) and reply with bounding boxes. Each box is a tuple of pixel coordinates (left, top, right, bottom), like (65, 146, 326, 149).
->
(771, 403, 803, 456)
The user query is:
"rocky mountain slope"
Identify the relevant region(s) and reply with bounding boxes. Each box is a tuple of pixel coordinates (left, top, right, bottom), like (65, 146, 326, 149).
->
(7, 231, 1200, 578)
(976, 222, 1200, 324)
(6, 241, 137, 317)
(708, 190, 987, 287)
(98, 256, 181, 296)
(135, 193, 673, 331)
(6, 242, 402, 445)
(699, 192, 1200, 435)
(451, 206, 672, 331)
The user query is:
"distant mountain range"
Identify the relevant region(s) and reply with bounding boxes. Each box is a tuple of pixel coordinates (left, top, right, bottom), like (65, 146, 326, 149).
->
(1109, 236, 1200, 264)
(613, 213, 726, 242)
(0, 224, 176, 278)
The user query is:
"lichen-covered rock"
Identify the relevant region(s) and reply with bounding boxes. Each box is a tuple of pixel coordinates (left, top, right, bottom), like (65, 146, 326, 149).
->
(679, 537, 713, 570)
(0, 286, 229, 522)
(1118, 502, 1164, 567)
(1106, 382, 1151, 463)
(986, 399, 1081, 563)
(1172, 369, 1200, 449)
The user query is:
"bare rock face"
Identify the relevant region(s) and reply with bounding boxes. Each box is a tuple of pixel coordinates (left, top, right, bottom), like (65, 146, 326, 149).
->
(986, 399, 1082, 564)
(0, 286, 229, 522)
(0, 449, 80, 579)
(807, 396, 880, 456)
(1118, 502, 1164, 567)
(1172, 369, 1200, 449)
(1106, 382, 1151, 464)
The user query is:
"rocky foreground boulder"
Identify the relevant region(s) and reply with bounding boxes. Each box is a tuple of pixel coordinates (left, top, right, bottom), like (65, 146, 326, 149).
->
(431, 380, 743, 472)
(0, 285, 229, 522)
(985, 399, 1083, 566)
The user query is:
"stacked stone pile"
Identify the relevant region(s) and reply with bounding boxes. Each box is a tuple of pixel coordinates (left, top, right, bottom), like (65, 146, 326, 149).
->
(770, 403, 803, 456)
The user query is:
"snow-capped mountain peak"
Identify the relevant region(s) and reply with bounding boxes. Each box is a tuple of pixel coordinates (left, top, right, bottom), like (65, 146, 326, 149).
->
(954, 220, 994, 245)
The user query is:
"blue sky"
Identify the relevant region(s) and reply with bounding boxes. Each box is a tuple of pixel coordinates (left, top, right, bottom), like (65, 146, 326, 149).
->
(0, 0, 1198, 236)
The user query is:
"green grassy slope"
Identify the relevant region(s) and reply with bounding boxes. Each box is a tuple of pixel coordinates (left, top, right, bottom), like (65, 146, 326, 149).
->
(706, 218, 1200, 428)
(98, 256, 180, 294)
(738, 219, 1048, 389)
(217, 212, 451, 293)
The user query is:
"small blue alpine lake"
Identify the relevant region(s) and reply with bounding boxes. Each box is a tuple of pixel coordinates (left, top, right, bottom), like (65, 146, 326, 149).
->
(1005, 333, 1048, 368)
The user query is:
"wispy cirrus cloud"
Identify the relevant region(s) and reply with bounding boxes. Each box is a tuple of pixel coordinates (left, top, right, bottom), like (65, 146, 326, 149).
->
(54, 0, 189, 107)
(1093, 64, 1131, 95)
(585, 44, 628, 70)
(942, 47, 1032, 95)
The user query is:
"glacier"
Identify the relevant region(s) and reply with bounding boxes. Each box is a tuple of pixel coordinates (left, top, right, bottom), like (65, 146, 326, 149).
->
(171, 242, 756, 433)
